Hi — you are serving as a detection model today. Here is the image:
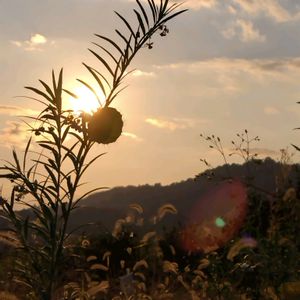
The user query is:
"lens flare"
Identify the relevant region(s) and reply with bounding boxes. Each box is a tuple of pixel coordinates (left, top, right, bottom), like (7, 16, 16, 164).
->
(181, 179, 247, 253)
(215, 217, 226, 228)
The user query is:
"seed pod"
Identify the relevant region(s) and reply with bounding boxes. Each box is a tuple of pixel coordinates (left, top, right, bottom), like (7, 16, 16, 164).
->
(88, 107, 123, 144)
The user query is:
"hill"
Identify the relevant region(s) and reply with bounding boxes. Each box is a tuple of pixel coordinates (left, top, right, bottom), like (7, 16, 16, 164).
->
(0, 157, 298, 235)
(70, 157, 298, 230)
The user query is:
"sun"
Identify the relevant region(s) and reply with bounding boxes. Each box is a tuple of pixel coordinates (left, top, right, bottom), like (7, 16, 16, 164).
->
(69, 86, 105, 114)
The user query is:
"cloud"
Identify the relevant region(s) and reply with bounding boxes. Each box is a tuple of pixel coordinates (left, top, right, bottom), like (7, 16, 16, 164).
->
(122, 131, 143, 141)
(182, 0, 217, 10)
(154, 59, 247, 95)
(222, 19, 265, 42)
(10, 41, 22, 47)
(152, 57, 300, 104)
(228, 5, 238, 15)
(0, 121, 30, 148)
(128, 0, 217, 10)
(30, 33, 47, 44)
(145, 117, 207, 131)
(0, 105, 38, 116)
(132, 70, 155, 77)
(156, 57, 300, 84)
(10, 33, 49, 51)
(264, 106, 280, 115)
(233, 0, 293, 23)
(146, 118, 182, 130)
(254, 59, 300, 72)
(222, 26, 236, 39)
(236, 19, 266, 42)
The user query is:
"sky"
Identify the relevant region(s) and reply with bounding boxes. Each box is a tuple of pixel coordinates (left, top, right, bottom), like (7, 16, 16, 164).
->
(1, 0, 300, 195)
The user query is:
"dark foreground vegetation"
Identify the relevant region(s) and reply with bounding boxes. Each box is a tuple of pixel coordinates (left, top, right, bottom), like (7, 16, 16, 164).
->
(0, 156, 300, 299)
(0, 0, 299, 299)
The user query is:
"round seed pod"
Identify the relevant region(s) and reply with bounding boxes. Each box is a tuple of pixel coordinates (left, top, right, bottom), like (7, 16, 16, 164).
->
(87, 107, 123, 144)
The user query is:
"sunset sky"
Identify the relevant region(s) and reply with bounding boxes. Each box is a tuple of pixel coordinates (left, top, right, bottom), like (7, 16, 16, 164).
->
(1, 0, 300, 194)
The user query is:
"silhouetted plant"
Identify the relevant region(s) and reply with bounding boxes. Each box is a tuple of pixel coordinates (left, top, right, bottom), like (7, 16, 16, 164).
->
(0, 1, 186, 299)
(198, 130, 261, 182)
(195, 132, 300, 298)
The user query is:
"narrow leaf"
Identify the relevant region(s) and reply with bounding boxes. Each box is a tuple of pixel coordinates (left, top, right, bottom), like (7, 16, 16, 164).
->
(166, 2, 184, 14)
(76, 78, 102, 105)
(94, 34, 124, 56)
(134, 9, 146, 35)
(55, 68, 63, 111)
(23, 137, 32, 172)
(81, 153, 106, 176)
(148, 0, 157, 23)
(88, 49, 114, 76)
(291, 144, 300, 152)
(136, 0, 149, 28)
(83, 63, 107, 98)
(92, 43, 119, 65)
(73, 187, 107, 207)
(25, 87, 53, 103)
(61, 126, 70, 143)
(115, 30, 133, 52)
(12, 149, 21, 172)
(52, 69, 57, 91)
(161, 0, 169, 14)
(160, 9, 188, 25)
(107, 85, 128, 106)
(44, 165, 58, 187)
(115, 11, 136, 37)
(63, 89, 78, 99)
(87, 65, 111, 89)
(39, 80, 55, 100)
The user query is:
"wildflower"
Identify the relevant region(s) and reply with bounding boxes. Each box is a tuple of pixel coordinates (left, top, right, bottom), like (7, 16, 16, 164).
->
(88, 107, 123, 144)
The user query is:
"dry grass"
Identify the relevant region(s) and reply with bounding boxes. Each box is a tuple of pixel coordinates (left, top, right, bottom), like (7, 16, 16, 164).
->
(0, 291, 19, 300)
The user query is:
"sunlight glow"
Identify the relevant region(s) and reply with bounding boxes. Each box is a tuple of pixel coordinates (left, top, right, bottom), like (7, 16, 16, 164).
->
(70, 86, 105, 114)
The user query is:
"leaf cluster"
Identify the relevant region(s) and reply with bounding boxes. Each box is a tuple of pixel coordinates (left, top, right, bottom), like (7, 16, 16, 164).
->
(78, 0, 187, 107)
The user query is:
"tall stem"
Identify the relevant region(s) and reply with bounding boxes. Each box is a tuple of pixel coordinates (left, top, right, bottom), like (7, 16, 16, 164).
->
(46, 100, 63, 299)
